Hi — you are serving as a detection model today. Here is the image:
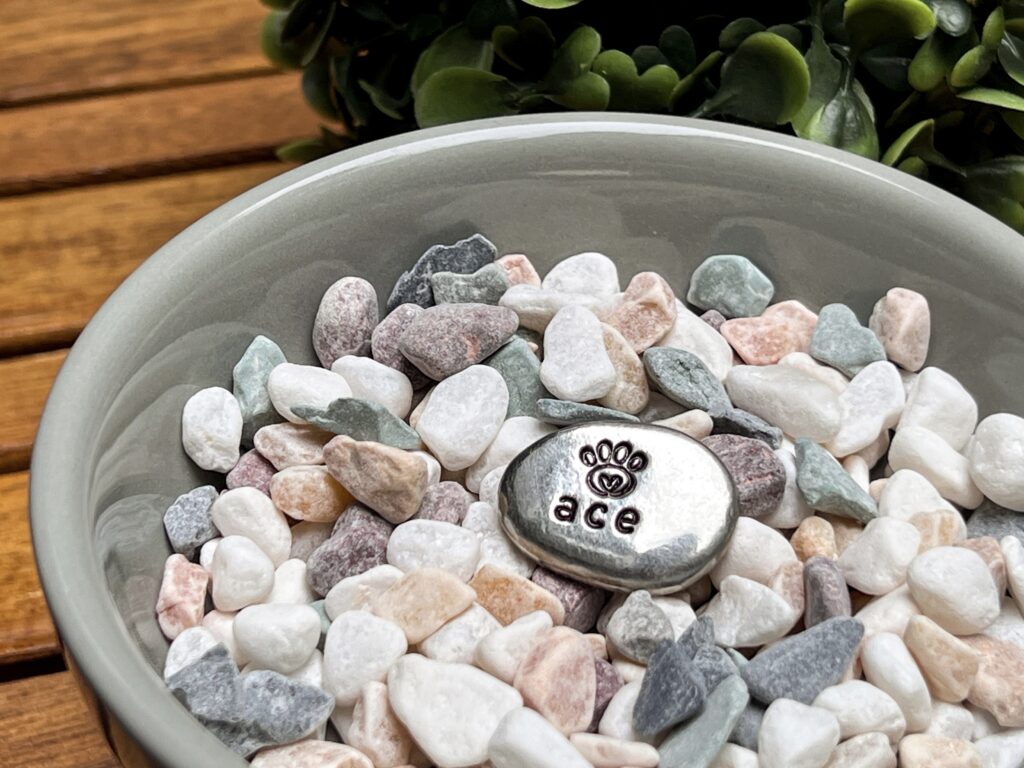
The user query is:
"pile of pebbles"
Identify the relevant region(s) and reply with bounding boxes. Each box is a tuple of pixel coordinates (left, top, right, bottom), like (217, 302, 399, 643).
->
(159, 234, 1024, 768)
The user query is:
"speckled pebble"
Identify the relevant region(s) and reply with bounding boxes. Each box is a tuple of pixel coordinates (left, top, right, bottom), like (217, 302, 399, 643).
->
(387, 233, 497, 311)
(645, 347, 732, 412)
(589, 657, 623, 731)
(164, 485, 220, 560)
(431, 262, 509, 306)
(313, 276, 378, 367)
(296, 398, 421, 450)
(962, 634, 1024, 727)
(721, 300, 817, 365)
(514, 626, 597, 735)
(232, 335, 286, 443)
(306, 505, 394, 596)
(701, 309, 727, 331)
(530, 568, 608, 632)
(226, 450, 276, 496)
(166, 644, 243, 726)
(687, 255, 774, 319)
(324, 435, 428, 524)
(968, 499, 1024, 546)
(709, 407, 784, 448)
(484, 337, 549, 418)
(253, 422, 332, 470)
(399, 303, 519, 381)
(535, 398, 639, 426)
(270, 465, 351, 524)
(658, 675, 751, 768)
(606, 590, 674, 663)
(804, 556, 852, 628)
(604, 271, 678, 353)
(470, 564, 564, 626)
(809, 303, 886, 378)
(694, 644, 739, 691)
(632, 639, 707, 735)
(795, 438, 877, 523)
(372, 568, 477, 644)
(496, 253, 542, 287)
(240, 669, 335, 752)
(372, 303, 431, 389)
(729, 702, 764, 751)
(598, 324, 650, 414)
(869, 287, 931, 372)
(413, 480, 474, 525)
(703, 434, 786, 519)
(904, 614, 979, 704)
(792, 517, 838, 561)
(157, 553, 210, 639)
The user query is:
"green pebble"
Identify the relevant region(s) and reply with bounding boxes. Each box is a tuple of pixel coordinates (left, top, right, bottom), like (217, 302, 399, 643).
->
(809, 303, 886, 378)
(658, 674, 750, 768)
(686, 254, 774, 318)
(643, 347, 732, 412)
(795, 438, 877, 523)
(232, 335, 286, 444)
(514, 326, 543, 348)
(431, 263, 510, 305)
(485, 337, 549, 418)
(536, 398, 639, 426)
(293, 398, 421, 450)
(310, 599, 330, 651)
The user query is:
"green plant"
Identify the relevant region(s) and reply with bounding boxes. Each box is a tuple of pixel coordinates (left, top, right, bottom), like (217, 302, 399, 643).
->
(264, 0, 1024, 231)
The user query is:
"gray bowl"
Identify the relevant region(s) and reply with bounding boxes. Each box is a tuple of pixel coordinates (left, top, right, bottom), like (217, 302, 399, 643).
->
(31, 114, 1024, 767)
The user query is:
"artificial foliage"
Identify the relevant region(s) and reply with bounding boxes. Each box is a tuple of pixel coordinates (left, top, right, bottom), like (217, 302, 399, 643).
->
(263, 0, 1024, 231)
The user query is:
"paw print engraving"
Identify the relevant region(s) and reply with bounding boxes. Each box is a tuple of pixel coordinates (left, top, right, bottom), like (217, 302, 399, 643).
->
(579, 439, 649, 499)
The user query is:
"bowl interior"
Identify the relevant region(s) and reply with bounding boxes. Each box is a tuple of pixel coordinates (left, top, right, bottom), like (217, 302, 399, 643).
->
(31, 114, 1024, 768)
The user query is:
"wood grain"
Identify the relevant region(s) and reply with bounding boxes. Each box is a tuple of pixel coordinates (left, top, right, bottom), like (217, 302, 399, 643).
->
(0, 472, 60, 664)
(0, 352, 66, 474)
(0, 0, 277, 106)
(0, 162, 285, 356)
(0, 671, 117, 767)
(1, 74, 318, 194)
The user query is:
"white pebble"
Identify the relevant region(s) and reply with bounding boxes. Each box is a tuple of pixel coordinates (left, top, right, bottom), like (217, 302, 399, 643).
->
(331, 355, 413, 418)
(906, 546, 1000, 635)
(288, 520, 333, 562)
(323, 610, 408, 706)
(474, 609, 553, 683)
(499, 283, 611, 333)
(416, 365, 509, 470)
(824, 732, 896, 768)
(701, 575, 798, 648)
(838, 517, 920, 595)
(420, 603, 501, 664)
(711, 744, 761, 768)
(758, 699, 840, 768)
(651, 596, 696, 640)
(968, 702, 1003, 740)
(710, 517, 797, 587)
(489, 706, 592, 768)
(163, 626, 219, 680)
(210, 487, 292, 566)
(324, 564, 404, 620)
(1003, 536, 1024, 618)
(266, 362, 352, 423)
(854, 584, 921, 640)
(878, 469, 959, 522)
(610, 652, 646, 684)
(542, 252, 620, 296)
(899, 367, 978, 451)
(889, 426, 984, 509)
(969, 414, 1024, 511)
(974, 730, 1024, 768)
(465, 417, 555, 492)
(760, 446, 813, 530)
(861, 632, 933, 733)
(412, 449, 442, 486)
(389, 654, 523, 768)
(199, 537, 220, 573)
(925, 701, 976, 741)
(202, 609, 247, 666)
(210, 535, 275, 612)
(599, 681, 656, 745)
(812, 680, 907, 744)
(826, 361, 905, 457)
(234, 603, 320, 674)
(656, 300, 734, 380)
(266, 558, 316, 604)
(181, 387, 242, 472)
(725, 364, 841, 442)
(844, 454, 871, 492)
(478, 464, 506, 509)
(387, 520, 481, 581)
(981, 599, 1024, 650)
(540, 305, 617, 402)
(569, 733, 659, 768)
(778, 351, 849, 394)
(463, 501, 536, 577)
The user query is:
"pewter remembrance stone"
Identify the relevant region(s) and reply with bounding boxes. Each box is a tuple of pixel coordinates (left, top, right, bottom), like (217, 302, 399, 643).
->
(499, 422, 737, 593)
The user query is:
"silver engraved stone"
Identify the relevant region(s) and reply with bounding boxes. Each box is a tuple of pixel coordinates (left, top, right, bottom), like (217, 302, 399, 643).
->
(499, 422, 737, 593)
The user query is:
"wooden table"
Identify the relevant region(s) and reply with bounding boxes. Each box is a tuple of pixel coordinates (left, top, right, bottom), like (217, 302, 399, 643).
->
(0, 2, 321, 763)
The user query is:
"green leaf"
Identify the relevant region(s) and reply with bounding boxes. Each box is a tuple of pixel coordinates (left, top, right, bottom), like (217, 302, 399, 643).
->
(699, 32, 810, 125)
(959, 156, 1024, 231)
(412, 24, 494, 95)
(950, 45, 995, 88)
(959, 87, 1024, 111)
(407, 14, 443, 41)
(804, 66, 880, 159)
(466, 0, 518, 38)
(999, 32, 1024, 87)
(843, 0, 937, 53)
(276, 137, 332, 163)
(792, 26, 844, 137)
(669, 50, 725, 109)
(983, 7, 1006, 50)
(358, 79, 410, 120)
(719, 18, 766, 50)
(548, 72, 611, 109)
(909, 30, 972, 91)
(301, 57, 340, 120)
(591, 50, 678, 111)
(633, 46, 670, 74)
(329, 53, 371, 126)
(1004, 110, 1024, 139)
(261, 11, 304, 69)
(860, 41, 916, 91)
(921, 0, 971, 37)
(493, 17, 556, 74)
(898, 156, 930, 176)
(260, 0, 293, 9)
(521, 0, 582, 7)
(415, 68, 518, 127)
(881, 118, 960, 171)
(659, 26, 697, 76)
(767, 24, 804, 49)
(545, 26, 602, 89)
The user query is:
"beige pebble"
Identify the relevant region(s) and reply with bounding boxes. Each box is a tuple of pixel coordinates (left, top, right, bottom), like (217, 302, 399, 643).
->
(652, 409, 714, 440)
(869, 287, 931, 372)
(910, 511, 965, 552)
(251, 741, 372, 767)
(770, 561, 805, 615)
(608, 647, 646, 684)
(598, 324, 650, 414)
(823, 732, 895, 767)
(820, 514, 864, 555)
(514, 626, 597, 735)
(569, 733, 659, 768)
(324, 435, 428, 524)
(585, 633, 609, 660)
(605, 272, 677, 353)
(469, 564, 565, 626)
(496, 254, 542, 287)
(371, 567, 476, 644)
(898, 734, 981, 768)
(270, 465, 353, 523)
(958, 537, 1009, 594)
(869, 478, 888, 502)
(253, 422, 332, 470)
(792, 516, 839, 561)
(904, 614, 980, 703)
(156, 554, 208, 640)
(346, 681, 413, 768)
(963, 634, 1024, 727)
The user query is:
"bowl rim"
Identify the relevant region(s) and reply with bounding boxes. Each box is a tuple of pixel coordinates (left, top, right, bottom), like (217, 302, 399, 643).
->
(30, 112, 1024, 767)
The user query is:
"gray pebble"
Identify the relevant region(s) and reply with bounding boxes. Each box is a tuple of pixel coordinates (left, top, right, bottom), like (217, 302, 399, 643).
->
(163, 485, 220, 560)
(809, 303, 886, 378)
(795, 438, 877, 523)
(372, 303, 431, 390)
(312, 277, 378, 367)
(398, 303, 519, 380)
(241, 669, 334, 746)
(726, 648, 749, 669)
(484, 337, 549, 418)
(658, 674, 750, 768)
(741, 616, 864, 705)
(233, 335, 287, 444)
(643, 347, 732, 412)
(804, 555, 852, 628)
(693, 644, 738, 691)
(967, 500, 1024, 546)
(166, 644, 243, 725)
(606, 590, 674, 663)
(293, 397, 421, 450)
(729, 701, 765, 750)
(595, 592, 627, 635)
(677, 615, 716, 660)
(535, 398, 640, 426)
(686, 255, 774, 319)
(387, 234, 497, 311)
(632, 639, 707, 735)
(306, 505, 394, 596)
(700, 309, 728, 331)
(413, 481, 475, 525)
(431, 263, 509, 305)
(709, 407, 783, 449)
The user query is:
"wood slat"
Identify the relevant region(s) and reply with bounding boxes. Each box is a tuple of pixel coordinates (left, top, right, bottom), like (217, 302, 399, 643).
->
(0, 0, 277, 106)
(0, 73, 319, 194)
(0, 352, 66, 474)
(0, 472, 60, 664)
(0, 162, 286, 356)
(0, 671, 118, 767)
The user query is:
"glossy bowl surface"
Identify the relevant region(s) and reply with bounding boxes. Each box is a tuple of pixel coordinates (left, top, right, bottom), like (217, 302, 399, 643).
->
(31, 114, 1024, 767)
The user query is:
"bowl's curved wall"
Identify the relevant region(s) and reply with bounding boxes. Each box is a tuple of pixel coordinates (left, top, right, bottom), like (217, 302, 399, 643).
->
(30, 114, 1024, 768)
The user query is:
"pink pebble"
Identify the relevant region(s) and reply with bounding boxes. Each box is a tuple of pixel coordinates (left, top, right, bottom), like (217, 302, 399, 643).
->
(156, 553, 209, 640)
(721, 300, 818, 365)
(496, 254, 542, 287)
(226, 449, 276, 496)
(604, 272, 678, 353)
(869, 287, 931, 371)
